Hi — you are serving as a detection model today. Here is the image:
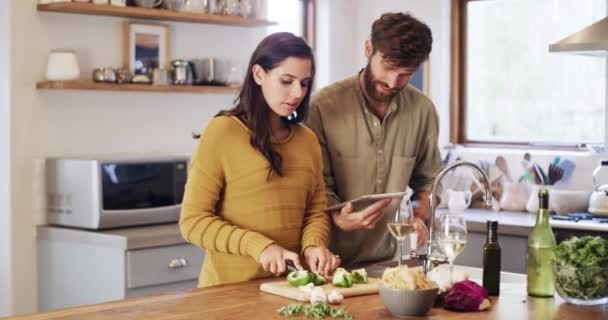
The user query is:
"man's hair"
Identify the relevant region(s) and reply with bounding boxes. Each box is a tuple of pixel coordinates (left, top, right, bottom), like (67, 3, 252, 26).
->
(370, 12, 432, 68)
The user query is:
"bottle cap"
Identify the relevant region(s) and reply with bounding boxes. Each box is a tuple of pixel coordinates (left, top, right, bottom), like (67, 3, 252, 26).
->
(487, 220, 498, 231)
(538, 188, 549, 209)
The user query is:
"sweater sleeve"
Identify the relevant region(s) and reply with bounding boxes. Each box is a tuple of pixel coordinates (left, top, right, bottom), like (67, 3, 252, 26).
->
(179, 118, 274, 262)
(300, 134, 330, 251)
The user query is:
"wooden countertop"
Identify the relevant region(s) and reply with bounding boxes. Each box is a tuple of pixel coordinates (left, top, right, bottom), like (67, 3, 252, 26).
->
(5, 277, 606, 319)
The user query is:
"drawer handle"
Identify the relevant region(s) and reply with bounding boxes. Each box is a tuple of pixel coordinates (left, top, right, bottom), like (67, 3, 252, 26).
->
(168, 258, 188, 269)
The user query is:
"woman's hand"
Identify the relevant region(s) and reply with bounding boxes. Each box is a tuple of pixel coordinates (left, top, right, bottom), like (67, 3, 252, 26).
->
(303, 246, 341, 277)
(259, 244, 303, 276)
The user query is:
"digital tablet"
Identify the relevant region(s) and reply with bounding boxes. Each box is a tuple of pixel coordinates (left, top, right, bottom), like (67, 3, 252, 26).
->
(324, 191, 411, 212)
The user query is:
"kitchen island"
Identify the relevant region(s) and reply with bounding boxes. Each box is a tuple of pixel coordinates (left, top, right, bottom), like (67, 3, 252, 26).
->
(5, 266, 606, 320)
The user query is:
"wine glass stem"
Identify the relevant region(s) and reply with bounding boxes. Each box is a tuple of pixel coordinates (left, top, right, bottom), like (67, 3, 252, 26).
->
(398, 240, 403, 266)
(449, 259, 455, 284)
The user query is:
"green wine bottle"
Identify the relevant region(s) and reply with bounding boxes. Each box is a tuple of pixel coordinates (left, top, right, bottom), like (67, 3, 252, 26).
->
(527, 188, 556, 297)
(483, 220, 501, 296)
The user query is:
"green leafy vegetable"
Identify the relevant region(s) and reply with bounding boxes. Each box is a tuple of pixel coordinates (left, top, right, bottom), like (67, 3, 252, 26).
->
(278, 303, 304, 317)
(277, 302, 353, 320)
(553, 236, 608, 300)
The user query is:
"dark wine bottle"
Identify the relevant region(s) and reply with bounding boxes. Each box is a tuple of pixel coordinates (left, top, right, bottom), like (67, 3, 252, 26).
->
(483, 220, 501, 296)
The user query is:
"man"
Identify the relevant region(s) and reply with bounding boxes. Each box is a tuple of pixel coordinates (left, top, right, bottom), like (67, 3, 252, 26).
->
(306, 12, 442, 267)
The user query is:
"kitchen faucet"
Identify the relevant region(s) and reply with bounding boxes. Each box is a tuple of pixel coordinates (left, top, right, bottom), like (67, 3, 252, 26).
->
(411, 160, 493, 275)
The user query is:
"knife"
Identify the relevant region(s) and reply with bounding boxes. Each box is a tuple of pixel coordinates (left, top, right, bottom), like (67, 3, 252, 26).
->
(286, 260, 304, 272)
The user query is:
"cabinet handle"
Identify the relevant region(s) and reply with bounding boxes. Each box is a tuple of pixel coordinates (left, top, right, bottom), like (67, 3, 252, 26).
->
(168, 258, 188, 269)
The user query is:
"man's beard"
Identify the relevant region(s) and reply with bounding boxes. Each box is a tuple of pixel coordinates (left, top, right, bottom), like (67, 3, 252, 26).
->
(363, 64, 401, 103)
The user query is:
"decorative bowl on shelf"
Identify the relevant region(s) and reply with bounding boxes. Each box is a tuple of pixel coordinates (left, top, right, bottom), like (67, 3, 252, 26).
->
(553, 264, 608, 306)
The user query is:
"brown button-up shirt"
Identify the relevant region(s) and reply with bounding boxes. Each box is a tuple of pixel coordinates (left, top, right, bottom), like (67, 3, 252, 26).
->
(305, 73, 442, 267)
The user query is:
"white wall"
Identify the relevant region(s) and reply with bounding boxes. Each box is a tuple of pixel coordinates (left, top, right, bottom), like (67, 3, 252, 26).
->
(353, 0, 452, 148)
(316, 0, 452, 147)
(1, 0, 12, 317)
(326, 0, 602, 190)
(315, 0, 358, 87)
(8, 0, 265, 315)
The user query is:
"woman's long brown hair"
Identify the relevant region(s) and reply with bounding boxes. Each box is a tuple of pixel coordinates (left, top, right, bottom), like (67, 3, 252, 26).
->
(218, 32, 315, 179)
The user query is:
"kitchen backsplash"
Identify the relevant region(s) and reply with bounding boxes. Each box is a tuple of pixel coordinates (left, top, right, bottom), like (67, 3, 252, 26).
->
(449, 146, 604, 191)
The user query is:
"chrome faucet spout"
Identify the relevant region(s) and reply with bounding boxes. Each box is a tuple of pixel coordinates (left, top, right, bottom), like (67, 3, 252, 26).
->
(413, 160, 493, 275)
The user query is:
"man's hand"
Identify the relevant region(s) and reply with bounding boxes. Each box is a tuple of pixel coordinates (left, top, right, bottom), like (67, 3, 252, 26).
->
(411, 191, 431, 248)
(303, 246, 341, 277)
(411, 217, 429, 249)
(259, 244, 303, 276)
(413, 191, 431, 221)
(330, 198, 391, 231)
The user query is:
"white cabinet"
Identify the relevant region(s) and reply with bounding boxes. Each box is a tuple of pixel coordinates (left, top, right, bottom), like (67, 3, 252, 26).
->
(37, 225, 204, 312)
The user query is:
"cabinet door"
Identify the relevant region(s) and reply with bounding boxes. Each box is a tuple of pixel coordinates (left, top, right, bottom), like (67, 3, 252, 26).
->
(126, 280, 199, 298)
(38, 240, 125, 311)
(456, 232, 527, 274)
(126, 244, 205, 289)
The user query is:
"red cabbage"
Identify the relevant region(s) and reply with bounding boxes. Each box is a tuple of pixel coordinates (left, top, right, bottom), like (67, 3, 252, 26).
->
(442, 280, 491, 312)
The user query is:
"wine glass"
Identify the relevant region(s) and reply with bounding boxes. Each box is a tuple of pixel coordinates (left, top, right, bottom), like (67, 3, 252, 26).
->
(437, 214, 468, 283)
(387, 198, 415, 266)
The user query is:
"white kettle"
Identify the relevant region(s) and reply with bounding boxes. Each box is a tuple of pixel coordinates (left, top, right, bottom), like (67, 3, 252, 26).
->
(588, 160, 608, 216)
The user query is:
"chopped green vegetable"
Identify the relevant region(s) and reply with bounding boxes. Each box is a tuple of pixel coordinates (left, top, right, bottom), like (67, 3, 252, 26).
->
(332, 268, 354, 288)
(277, 302, 352, 319)
(311, 272, 326, 286)
(278, 303, 304, 317)
(553, 236, 608, 300)
(288, 270, 313, 287)
(351, 268, 368, 284)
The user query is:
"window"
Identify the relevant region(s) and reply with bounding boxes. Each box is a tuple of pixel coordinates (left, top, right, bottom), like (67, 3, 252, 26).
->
(452, 0, 606, 146)
(266, 0, 314, 46)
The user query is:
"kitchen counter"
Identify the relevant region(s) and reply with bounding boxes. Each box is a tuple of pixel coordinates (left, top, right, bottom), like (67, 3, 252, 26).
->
(440, 208, 608, 236)
(38, 207, 607, 248)
(5, 266, 606, 320)
(36, 207, 607, 251)
(37, 224, 185, 250)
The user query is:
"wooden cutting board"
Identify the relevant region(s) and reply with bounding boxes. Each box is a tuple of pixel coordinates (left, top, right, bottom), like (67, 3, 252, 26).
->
(259, 278, 380, 302)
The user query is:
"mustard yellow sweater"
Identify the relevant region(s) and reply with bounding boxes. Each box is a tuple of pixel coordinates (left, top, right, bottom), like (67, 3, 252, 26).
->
(180, 116, 329, 288)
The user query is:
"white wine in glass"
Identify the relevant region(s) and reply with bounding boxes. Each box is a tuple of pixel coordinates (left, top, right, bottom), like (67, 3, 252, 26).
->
(388, 198, 415, 266)
(438, 214, 468, 283)
(437, 238, 467, 261)
(387, 222, 414, 240)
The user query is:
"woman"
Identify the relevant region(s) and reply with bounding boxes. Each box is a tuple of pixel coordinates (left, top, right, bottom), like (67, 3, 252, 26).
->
(180, 32, 340, 288)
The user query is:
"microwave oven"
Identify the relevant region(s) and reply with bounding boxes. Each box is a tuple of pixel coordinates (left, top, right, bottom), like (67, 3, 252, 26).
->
(46, 155, 189, 229)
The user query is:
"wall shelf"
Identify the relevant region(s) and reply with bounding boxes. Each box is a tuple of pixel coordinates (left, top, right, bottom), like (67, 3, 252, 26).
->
(37, 2, 276, 27)
(36, 81, 240, 94)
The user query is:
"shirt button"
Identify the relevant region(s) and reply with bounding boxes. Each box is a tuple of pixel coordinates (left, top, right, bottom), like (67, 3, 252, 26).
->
(378, 149, 383, 155)
(377, 179, 382, 184)
(374, 121, 379, 127)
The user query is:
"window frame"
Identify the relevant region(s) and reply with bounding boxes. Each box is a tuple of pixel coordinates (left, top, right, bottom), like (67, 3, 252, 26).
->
(302, 0, 315, 47)
(267, 0, 315, 47)
(449, 0, 600, 150)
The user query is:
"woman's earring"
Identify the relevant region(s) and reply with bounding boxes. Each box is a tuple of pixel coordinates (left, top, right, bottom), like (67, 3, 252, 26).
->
(286, 110, 298, 121)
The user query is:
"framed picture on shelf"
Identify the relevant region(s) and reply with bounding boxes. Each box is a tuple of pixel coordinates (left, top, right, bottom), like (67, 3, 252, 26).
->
(410, 61, 430, 95)
(123, 22, 170, 76)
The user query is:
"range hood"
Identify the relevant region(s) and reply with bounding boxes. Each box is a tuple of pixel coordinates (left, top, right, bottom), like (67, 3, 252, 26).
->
(549, 17, 608, 56)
